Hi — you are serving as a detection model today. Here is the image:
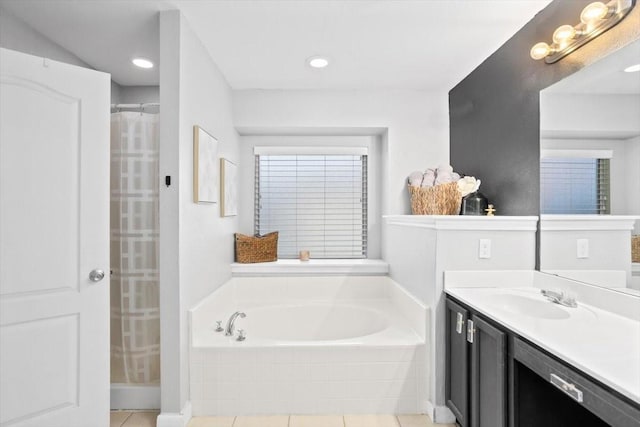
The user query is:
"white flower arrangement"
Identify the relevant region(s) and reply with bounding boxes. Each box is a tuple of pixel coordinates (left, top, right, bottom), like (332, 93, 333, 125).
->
(457, 176, 481, 197)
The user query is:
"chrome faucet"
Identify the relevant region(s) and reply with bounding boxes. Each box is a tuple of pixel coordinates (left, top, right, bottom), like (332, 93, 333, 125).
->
(225, 311, 246, 336)
(541, 289, 577, 308)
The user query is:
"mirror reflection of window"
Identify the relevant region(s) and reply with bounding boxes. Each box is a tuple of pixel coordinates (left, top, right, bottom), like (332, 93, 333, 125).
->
(540, 156, 610, 214)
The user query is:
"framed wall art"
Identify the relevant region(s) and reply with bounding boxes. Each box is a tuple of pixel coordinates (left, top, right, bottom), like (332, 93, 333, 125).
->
(193, 125, 219, 203)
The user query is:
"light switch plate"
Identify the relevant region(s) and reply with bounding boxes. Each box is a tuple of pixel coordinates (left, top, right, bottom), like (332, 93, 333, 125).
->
(479, 239, 491, 259)
(577, 238, 589, 259)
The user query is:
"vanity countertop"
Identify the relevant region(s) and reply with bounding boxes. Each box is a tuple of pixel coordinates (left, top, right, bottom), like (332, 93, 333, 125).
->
(445, 286, 640, 405)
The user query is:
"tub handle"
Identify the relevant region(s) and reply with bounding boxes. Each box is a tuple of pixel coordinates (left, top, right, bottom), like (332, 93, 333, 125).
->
(214, 321, 223, 332)
(236, 329, 246, 342)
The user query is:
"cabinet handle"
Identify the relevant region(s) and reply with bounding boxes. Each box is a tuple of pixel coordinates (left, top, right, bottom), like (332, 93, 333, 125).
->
(467, 319, 475, 343)
(456, 312, 464, 334)
(550, 373, 583, 402)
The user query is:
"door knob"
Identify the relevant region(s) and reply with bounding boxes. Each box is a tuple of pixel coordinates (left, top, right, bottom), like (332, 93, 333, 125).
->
(89, 269, 105, 282)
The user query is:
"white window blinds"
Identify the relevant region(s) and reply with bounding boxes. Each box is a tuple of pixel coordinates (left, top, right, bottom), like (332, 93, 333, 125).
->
(540, 157, 610, 214)
(254, 147, 367, 259)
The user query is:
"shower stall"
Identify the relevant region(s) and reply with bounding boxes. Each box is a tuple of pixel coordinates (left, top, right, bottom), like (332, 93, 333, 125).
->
(109, 106, 160, 409)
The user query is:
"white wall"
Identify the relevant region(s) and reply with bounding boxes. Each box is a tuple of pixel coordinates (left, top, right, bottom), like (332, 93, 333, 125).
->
(541, 93, 640, 138)
(111, 81, 122, 104)
(159, 10, 182, 416)
(385, 225, 437, 304)
(233, 89, 450, 216)
(118, 85, 160, 105)
(540, 229, 632, 277)
(159, 9, 239, 418)
(383, 217, 537, 422)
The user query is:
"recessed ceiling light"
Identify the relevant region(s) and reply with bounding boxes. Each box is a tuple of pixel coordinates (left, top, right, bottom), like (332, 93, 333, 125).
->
(307, 56, 329, 69)
(132, 58, 154, 69)
(623, 63, 640, 73)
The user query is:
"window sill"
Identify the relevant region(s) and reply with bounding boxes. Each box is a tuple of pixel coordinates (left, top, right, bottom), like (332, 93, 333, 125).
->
(231, 259, 389, 277)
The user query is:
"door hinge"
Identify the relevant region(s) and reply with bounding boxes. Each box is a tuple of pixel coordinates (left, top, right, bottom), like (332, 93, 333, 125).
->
(467, 319, 475, 343)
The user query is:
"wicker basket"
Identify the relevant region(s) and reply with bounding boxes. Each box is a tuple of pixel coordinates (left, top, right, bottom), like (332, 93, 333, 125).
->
(408, 182, 462, 215)
(234, 232, 278, 263)
(632, 235, 640, 263)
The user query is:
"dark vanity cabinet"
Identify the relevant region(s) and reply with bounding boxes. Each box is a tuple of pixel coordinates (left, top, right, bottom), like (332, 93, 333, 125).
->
(514, 338, 640, 427)
(446, 296, 640, 427)
(446, 299, 506, 427)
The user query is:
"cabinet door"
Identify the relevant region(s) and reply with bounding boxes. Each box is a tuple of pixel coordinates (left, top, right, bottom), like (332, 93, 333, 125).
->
(446, 299, 469, 426)
(470, 314, 507, 427)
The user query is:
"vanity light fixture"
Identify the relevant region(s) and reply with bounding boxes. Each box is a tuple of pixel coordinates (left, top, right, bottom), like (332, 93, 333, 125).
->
(307, 56, 329, 69)
(132, 57, 154, 69)
(530, 0, 635, 63)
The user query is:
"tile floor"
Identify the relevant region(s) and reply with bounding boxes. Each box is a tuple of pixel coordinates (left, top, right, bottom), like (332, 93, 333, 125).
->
(110, 411, 159, 427)
(111, 412, 457, 427)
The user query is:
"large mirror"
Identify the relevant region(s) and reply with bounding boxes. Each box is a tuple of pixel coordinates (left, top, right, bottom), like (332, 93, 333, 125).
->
(539, 38, 640, 296)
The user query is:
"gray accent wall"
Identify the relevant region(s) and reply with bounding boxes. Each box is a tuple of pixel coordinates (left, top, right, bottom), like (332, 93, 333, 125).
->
(449, 0, 640, 216)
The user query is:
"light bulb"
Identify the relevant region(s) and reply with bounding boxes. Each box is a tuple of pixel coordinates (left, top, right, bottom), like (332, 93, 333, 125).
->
(307, 56, 329, 68)
(624, 64, 640, 73)
(580, 2, 609, 24)
(132, 58, 154, 69)
(553, 25, 577, 45)
(530, 42, 551, 60)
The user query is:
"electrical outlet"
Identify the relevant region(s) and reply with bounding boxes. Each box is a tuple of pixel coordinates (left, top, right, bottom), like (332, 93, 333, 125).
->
(479, 239, 491, 259)
(577, 238, 589, 259)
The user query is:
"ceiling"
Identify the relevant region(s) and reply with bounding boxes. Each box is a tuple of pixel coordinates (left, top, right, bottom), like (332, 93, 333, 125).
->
(0, 0, 553, 90)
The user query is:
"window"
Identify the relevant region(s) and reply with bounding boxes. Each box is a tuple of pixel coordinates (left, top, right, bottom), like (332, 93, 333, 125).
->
(540, 154, 610, 214)
(254, 146, 367, 259)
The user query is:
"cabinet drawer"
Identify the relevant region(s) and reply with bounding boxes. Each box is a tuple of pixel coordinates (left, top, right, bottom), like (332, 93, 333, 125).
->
(514, 337, 640, 427)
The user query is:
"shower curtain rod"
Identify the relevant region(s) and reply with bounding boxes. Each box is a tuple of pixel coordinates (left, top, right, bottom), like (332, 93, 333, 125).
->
(111, 103, 160, 110)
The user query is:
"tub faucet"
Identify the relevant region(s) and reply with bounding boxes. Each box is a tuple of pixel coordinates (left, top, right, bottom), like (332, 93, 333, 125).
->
(225, 311, 246, 336)
(541, 289, 577, 308)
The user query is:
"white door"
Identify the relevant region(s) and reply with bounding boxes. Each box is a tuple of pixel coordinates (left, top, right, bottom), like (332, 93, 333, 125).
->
(0, 48, 110, 427)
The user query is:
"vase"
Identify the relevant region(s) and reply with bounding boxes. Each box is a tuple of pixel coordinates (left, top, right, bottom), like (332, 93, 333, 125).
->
(460, 191, 489, 215)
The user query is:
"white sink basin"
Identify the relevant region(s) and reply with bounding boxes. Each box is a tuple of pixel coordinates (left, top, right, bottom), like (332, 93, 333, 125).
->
(487, 294, 571, 319)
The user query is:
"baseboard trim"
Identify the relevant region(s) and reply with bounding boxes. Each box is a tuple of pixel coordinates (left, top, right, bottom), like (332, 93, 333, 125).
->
(156, 401, 192, 427)
(425, 400, 456, 424)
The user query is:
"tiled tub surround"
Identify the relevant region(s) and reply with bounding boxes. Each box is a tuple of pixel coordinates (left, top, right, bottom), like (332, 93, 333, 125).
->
(444, 270, 640, 404)
(189, 276, 428, 416)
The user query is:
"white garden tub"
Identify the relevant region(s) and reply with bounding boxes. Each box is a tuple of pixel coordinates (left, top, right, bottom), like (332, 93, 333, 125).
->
(243, 304, 388, 342)
(189, 276, 428, 415)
